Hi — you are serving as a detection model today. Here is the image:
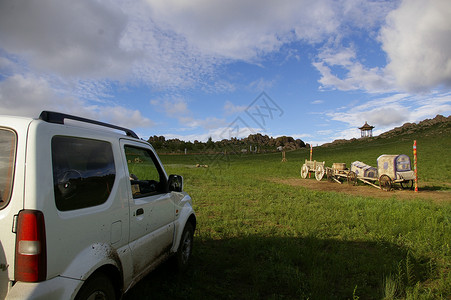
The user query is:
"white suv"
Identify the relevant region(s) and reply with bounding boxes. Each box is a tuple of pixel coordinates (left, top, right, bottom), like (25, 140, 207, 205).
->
(0, 111, 196, 299)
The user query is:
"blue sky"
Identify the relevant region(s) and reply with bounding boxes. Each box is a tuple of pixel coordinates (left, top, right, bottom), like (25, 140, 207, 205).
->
(1, 0, 450, 145)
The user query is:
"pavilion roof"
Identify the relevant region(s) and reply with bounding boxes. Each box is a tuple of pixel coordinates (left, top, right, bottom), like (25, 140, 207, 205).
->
(359, 121, 374, 130)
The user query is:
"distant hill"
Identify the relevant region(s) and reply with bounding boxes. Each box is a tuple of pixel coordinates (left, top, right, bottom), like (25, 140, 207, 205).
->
(149, 114, 450, 153)
(322, 115, 451, 148)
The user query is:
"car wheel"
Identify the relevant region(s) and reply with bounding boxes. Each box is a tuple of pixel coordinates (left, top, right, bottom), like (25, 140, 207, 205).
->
(75, 273, 116, 300)
(176, 222, 194, 271)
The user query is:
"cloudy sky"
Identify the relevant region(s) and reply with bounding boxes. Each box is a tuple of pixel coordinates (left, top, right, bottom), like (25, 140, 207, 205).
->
(1, 0, 450, 145)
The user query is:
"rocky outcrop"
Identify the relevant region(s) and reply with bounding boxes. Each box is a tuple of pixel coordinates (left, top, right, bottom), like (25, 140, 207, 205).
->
(378, 115, 451, 138)
(148, 133, 307, 152)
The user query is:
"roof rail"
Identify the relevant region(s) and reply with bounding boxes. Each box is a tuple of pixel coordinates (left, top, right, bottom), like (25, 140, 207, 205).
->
(39, 111, 139, 139)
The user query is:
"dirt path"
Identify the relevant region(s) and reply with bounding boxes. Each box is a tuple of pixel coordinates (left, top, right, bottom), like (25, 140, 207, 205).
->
(270, 177, 451, 203)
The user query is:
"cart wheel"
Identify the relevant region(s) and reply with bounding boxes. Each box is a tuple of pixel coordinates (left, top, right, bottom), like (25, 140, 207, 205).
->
(315, 165, 325, 181)
(400, 180, 413, 190)
(301, 164, 309, 179)
(326, 168, 334, 182)
(347, 171, 357, 186)
(379, 175, 393, 191)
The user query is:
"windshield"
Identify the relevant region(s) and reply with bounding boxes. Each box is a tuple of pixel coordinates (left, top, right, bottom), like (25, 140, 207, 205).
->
(0, 129, 16, 209)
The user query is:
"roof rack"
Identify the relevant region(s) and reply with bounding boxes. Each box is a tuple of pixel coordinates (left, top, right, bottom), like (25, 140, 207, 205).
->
(39, 111, 139, 139)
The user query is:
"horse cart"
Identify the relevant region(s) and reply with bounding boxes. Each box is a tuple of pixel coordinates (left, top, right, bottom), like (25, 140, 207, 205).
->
(375, 154, 416, 190)
(300, 159, 326, 181)
(325, 154, 415, 191)
(325, 163, 355, 184)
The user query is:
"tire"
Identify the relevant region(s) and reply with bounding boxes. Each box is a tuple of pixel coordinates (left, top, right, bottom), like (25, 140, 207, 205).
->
(75, 273, 116, 300)
(176, 222, 194, 271)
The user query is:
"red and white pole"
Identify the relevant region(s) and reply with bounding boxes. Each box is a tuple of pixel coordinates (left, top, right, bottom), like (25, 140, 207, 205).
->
(413, 140, 418, 192)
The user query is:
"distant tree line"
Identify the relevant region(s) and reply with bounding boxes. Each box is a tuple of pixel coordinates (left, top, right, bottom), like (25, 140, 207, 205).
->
(147, 133, 308, 154)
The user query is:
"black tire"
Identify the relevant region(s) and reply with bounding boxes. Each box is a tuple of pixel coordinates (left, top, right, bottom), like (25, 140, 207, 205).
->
(75, 273, 116, 300)
(175, 222, 194, 271)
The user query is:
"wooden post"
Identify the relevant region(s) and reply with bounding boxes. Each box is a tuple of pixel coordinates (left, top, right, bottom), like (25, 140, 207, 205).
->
(310, 144, 313, 161)
(413, 140, 418, 192)
(281, 151, 287, 162)
(309, 145, 313, 178)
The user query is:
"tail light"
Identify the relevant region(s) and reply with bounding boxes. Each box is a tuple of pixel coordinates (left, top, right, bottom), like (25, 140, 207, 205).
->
(14, 210, 47, 282)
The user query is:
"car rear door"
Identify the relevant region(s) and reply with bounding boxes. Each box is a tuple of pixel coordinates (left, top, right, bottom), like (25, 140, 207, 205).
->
(120, 140, 175, 278)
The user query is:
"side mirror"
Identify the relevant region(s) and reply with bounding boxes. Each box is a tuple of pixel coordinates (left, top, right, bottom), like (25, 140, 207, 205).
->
(168, 174, 183, 192)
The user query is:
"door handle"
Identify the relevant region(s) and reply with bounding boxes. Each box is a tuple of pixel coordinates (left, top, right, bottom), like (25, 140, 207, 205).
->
(136, 208, 144, 216)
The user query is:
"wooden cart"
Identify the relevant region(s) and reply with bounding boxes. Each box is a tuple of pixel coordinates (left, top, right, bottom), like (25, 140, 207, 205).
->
(300, 159, 326, 181)
(325, 163, 352, 184)
(326, 155, 415, 191)
(376, 154, 415, 190)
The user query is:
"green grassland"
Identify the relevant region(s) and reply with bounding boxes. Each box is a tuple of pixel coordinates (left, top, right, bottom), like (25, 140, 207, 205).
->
(125, 129, 450, 299)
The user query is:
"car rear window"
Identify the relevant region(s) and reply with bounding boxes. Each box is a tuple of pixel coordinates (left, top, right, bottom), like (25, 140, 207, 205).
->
(0, 128, 16, 209)
(52, 136, 116, 211)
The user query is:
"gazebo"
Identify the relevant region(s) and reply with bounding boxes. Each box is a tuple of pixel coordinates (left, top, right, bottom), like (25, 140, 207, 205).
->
(359, 122, 374, 138)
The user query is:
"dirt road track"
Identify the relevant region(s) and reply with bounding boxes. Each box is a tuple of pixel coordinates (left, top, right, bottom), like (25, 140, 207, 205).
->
(270, 178, 451, 203)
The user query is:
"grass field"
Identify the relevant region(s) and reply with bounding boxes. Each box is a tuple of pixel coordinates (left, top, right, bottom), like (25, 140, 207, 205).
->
(124, 130, 450, 299)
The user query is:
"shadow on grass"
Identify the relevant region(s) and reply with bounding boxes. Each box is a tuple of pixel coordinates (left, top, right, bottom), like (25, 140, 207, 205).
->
(124, 235, 429, 300)
(420, 185, 451, 192)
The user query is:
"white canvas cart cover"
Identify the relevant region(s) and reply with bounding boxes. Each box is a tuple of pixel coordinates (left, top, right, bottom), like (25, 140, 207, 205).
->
(350, 161, 377, 178)
(377, 154, 415, 181)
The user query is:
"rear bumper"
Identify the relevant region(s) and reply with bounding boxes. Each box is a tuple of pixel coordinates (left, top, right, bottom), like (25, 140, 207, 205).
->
(6, 276, 82, 300)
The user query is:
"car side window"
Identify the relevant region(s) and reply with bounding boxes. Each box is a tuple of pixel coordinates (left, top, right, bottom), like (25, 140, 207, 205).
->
(0, 128, 16, 209)
(52, 136, 116, 211)
(124, 145, 166, 198)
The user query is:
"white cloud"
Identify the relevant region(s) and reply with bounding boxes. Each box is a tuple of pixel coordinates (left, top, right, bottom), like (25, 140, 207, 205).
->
(0, 74, 72, 117)
(313, 47, 396, 93)
(364, 106, 411, 126)
(0, 0, 132, 79)
(151, 97, 226, 130)
(143, 0, 393, 62)
(324, 92, 451, 138)
(311, 100, 324, 105)
(0, 0, 397, 93)
(248, 77, 277, 92)
(380, 0, 451, 92)
(163, 125, 261, 142)
(151, 98, 191, 119)
(0, 0, 221, 90)
(224, 101, 247, 115)
(96, 106, 154, 129)
(0, 74, 154, 130)
(316, 129, 334, 136)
